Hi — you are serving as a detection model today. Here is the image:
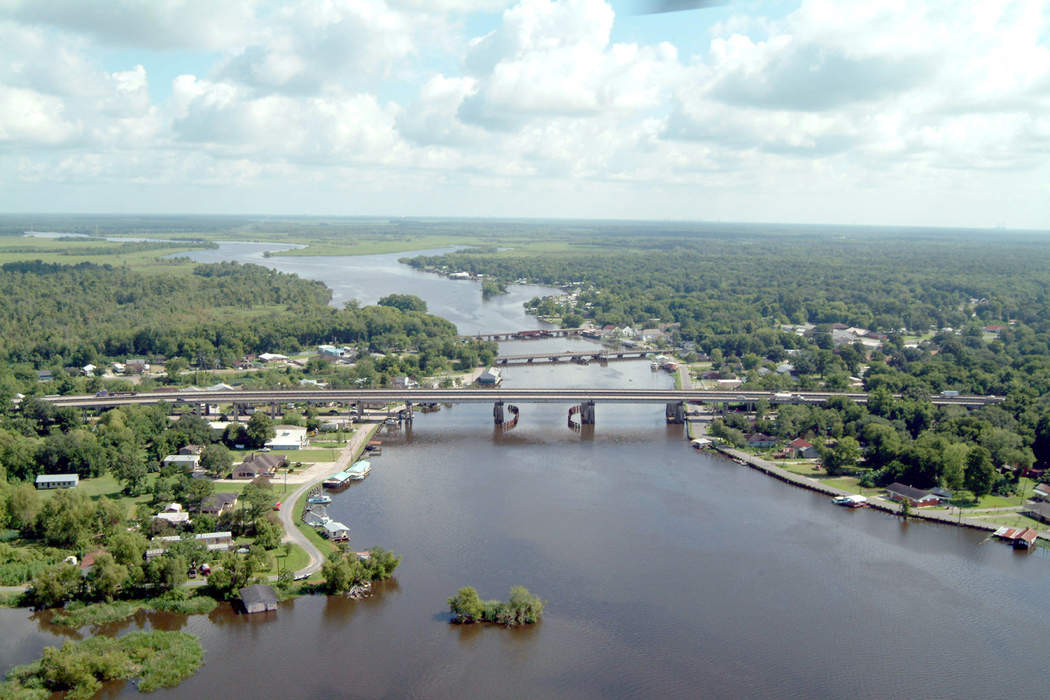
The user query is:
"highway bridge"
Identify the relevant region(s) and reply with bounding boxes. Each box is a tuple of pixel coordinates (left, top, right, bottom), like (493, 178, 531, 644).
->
(43, 388, 1004, 426)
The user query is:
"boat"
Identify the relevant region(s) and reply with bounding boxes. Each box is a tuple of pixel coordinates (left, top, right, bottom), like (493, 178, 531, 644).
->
(832, 494, 867, 507)
(384, 417, 398, 426)
(307, 494, 332, 504)
(347, 460, 371, 480)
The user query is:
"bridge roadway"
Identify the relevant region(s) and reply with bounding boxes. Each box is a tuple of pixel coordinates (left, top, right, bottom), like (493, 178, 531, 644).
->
(45, 388, 1003, 409)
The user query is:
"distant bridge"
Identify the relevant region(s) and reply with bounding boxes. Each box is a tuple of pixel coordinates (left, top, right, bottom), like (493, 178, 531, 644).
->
(465, 328, 588, 341)
(494, 349, 649, 365)
(44, 388, 1003, 426)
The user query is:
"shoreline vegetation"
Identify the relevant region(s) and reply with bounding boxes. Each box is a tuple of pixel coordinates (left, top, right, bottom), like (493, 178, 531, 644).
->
(448, 585, 544, 626)
(1, 630, 203, 699)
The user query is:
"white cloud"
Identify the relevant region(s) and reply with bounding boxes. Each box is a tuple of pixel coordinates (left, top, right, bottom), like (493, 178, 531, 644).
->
(216, 0, 419, 94)
(0, 0, 1046, 227)
(0, 0, 258, 50)
(458, 0, 680, 129)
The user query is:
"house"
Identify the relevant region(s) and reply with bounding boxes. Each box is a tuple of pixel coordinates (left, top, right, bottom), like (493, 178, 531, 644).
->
(1024, 501, 1050, 524)
(884, 482, 941, 507)
(257, 353, 288, 362)
(36, 370, 53, 382)
(82, 363, 96, 377)
(930, 487, 954, 501)
(477, 367, 502, 386)
(125, 359, 148, 374)
(321, 520, 351, 541)
(266, 426, 308, 451)
(148, 531, 234, 559)
(240, 584, 279, 614)
(199, 493, 238, 517)
(1032, 483, 1050, 502)
(788, 438, 819, 459)
(233, 453, 285, 479)
(153, 503, 191, 526)
(162, 454, 201, 472)
(391, 376, 419, 390)
(35, 473, 78, 490)
(746, 433, 777, 448)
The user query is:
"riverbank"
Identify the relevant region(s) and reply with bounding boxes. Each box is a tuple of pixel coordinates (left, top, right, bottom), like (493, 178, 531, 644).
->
(279, 420, 382, 579)
(710, 444, 1048, 540)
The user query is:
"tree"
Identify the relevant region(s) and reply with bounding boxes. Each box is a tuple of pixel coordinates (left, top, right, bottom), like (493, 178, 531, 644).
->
(254, 518, 282, 550)
(165, 357, 188, 383)
(181, 479, 214, 514)
(147, 554, 187, 591)
(240, 479, 275, 525)
(823, 436, 861, 476)
(28, 563, 81, 607)
(168, 536, 209, 571)
(377, 293, 427, 313)
(321, 550, 365, 594)
(448, 585, 484, 623)
(245, 413, 275, 449)
(107, 530, 148, 572)
(221, 423, 247, 449)
(964, 445, 995, 497)
(86, 552, 128, 602)
(6, 483, 41, 533)
(363, 546, 401, 580)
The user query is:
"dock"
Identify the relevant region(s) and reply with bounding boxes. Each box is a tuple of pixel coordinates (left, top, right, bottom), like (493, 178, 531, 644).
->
(710, 444, 1046, 538)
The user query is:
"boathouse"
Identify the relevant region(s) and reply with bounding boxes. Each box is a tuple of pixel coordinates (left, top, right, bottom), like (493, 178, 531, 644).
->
(240, 584, 278, 614)
(322, 520, 351, 541)
(885, 482, 941, 507)
(993, 526, 1039, 549)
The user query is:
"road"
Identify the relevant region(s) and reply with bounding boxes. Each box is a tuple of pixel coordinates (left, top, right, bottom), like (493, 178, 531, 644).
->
(277, 421, 380, 579)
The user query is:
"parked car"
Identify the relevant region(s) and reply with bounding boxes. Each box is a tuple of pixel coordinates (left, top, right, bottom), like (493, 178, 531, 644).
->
(273, 501, 281, 511)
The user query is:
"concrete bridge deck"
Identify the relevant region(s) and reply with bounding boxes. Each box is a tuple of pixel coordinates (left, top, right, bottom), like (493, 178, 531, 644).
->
(45, 388, 1003, 409)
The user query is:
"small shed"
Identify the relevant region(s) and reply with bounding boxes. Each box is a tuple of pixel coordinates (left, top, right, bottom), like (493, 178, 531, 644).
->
(788, 438, 819, 459)
(35, 473, 79, 490)
(477, 367, 502, 386)
(240, 584, 279, 614)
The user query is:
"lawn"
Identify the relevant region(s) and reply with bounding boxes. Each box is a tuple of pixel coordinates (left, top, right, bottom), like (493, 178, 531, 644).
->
(818, 476, 883, 497)
(968, 513, 1048, 530)
(38, 474, 157, 518)
(275, 448, 341, 463)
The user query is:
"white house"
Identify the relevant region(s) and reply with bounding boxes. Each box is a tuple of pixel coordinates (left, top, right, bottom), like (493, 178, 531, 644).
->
(266, 426, 308, 451)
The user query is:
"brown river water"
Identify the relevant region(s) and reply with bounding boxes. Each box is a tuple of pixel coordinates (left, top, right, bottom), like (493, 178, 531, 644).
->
(2, 244, 1048, 698)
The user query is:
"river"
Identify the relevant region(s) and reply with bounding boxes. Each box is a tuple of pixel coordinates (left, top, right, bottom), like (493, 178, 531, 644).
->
(2, 242, 1049, 698)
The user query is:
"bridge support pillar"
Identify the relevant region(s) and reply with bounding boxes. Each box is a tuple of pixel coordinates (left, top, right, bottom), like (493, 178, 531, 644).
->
(665, 401, 685, 424)
(494, 401, 505, 425)
(580, 400, 595, 425)
(356, 402, 364, 420)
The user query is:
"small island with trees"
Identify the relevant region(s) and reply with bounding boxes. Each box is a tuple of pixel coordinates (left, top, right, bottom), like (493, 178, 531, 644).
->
(448, 585, 544, 626)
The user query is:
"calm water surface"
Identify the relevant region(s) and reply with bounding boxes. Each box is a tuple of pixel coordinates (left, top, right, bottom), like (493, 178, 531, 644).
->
(3, 246, 1048, 698)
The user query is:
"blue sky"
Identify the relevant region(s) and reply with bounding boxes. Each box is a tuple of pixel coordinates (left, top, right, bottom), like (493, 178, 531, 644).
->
(0, 0, 1047, 229)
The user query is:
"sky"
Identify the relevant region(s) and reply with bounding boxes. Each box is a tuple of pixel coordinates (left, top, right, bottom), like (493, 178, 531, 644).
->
(0, 0, 1047, 229)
